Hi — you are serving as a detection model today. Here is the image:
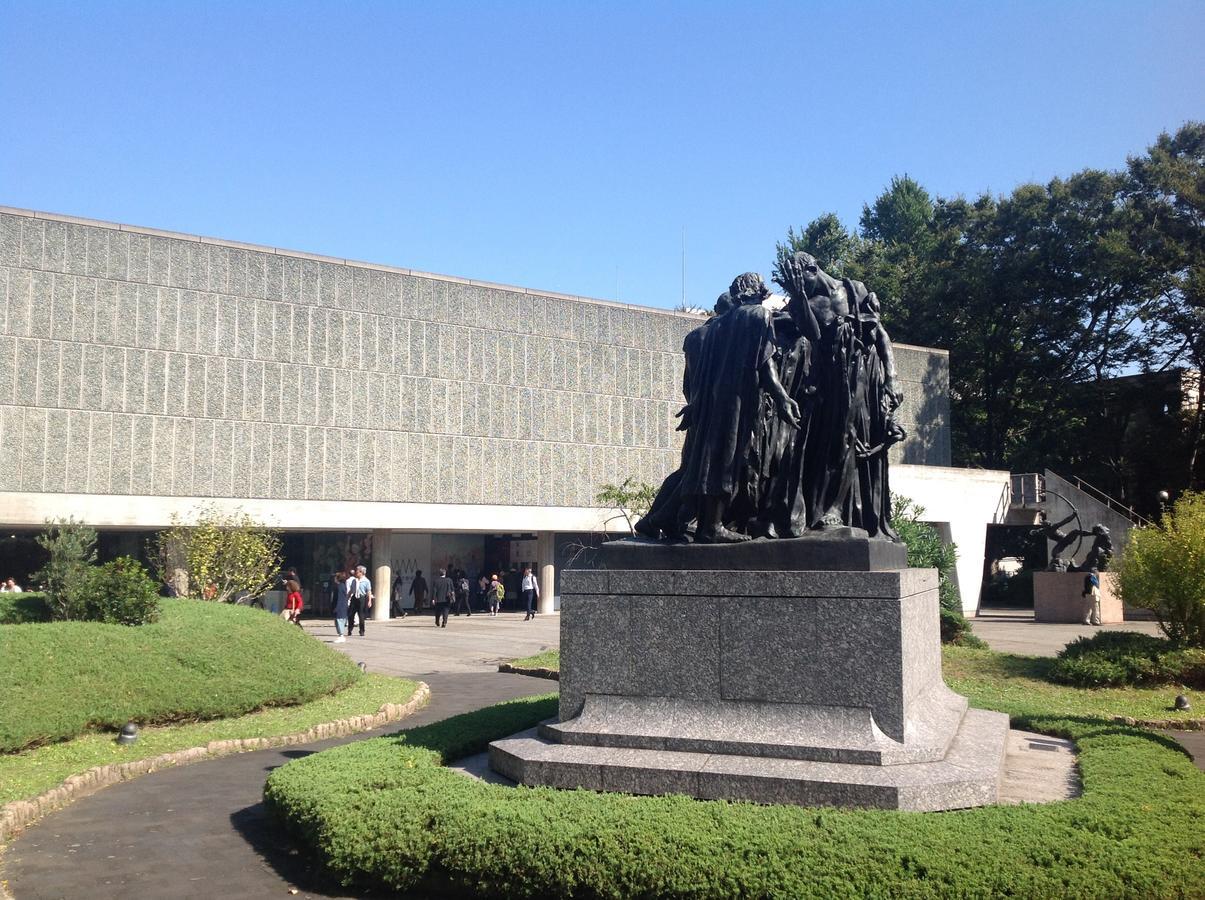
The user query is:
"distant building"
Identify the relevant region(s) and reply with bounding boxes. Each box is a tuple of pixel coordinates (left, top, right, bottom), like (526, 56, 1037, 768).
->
(0, 207, 1009, 612)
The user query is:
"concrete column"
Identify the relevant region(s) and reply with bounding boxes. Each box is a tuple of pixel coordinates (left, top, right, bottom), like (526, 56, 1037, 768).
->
(372, 529, 391, 620)
(537, 530, 556, 614)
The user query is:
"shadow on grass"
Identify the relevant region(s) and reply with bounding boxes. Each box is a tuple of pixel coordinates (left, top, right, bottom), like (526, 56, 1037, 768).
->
(1013, 713, 1195, 760)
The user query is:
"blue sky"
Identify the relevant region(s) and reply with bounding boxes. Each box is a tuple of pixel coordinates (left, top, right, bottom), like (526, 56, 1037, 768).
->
(1, 1, 1201, 311)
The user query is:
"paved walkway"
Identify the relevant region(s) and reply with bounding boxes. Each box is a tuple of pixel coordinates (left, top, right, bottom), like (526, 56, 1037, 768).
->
(971, 609, 1163, 657)
(1, 612, 558, 900)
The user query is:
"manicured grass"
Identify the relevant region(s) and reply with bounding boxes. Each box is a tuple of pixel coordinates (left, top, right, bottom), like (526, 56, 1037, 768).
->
(0, 674, 419, 805)
(505, 648, 560, 671)
(0, 599, 362, 753)
(943, 645, 1202, 726)
(508, 647, 1203, 727)
(265, 695, 1205, 899)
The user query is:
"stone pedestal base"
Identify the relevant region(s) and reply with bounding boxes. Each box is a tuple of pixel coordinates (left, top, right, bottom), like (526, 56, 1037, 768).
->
(488, 567, 1008, 811)
(1034, 571, 1123, 624)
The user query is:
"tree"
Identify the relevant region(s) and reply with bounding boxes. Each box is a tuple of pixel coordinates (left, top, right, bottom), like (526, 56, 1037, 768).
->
(1127, 122, 1205, 491)
(154, 507, 282, 604)
(32, 518, 98, 621)
(890, 495, 984, 646)
(773, 212, 860, 282)
(596, 477, 657, 536)
(1115, 491, 1205, 647)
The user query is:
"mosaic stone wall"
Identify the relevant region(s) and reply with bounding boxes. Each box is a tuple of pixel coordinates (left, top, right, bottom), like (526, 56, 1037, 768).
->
(0, 210, 949, 509)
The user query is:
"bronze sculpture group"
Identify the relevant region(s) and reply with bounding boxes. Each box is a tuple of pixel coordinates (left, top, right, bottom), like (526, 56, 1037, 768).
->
(637, 252, 906, 544)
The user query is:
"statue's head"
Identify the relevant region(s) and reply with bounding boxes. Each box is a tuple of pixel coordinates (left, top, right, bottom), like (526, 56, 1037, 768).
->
(792, 251, 822, 292)
(713, 291, 734, 316)
(858, 291, 882, 323)
(729, 272, 769, 305)
(1092, 524, 1109, 536)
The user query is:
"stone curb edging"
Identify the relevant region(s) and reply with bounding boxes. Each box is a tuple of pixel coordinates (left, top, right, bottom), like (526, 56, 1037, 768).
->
(498, 663, 560, 681)
(0, 681, 431, 846)
(1112, 714, 1203, 731)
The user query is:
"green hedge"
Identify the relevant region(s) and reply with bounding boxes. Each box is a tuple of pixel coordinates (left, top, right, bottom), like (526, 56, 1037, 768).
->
(264, 697, 1205, 899)
(0, 599, 361, 753)
(1051, 630, 1205, 689)
(0, 591, 51, 624)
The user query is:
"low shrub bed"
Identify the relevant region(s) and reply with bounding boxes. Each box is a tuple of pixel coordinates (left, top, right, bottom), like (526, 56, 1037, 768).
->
(0, 599, 361, 753)
(265, 695, 1205, 899)
(1049, 630, 1205, 689)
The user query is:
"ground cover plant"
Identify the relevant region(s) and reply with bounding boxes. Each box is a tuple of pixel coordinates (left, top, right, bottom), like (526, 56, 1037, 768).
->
(0, 674, 419, 805)
(0, 599, 361, 753)
(510, 647, 1202, 727)
(265, 694, 1205, 899)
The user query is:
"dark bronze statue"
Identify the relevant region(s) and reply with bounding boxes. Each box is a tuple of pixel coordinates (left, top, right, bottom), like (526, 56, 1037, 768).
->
(1030, 509, 1113, 572)
(637, 253, 905, 543)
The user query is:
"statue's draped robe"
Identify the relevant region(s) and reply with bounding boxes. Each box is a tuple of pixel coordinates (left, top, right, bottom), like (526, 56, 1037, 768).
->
(852, 320, 898, 540)
(636, 319, 711, 536)
(752, 311, 815, 536)
(679, 302, 776, 505)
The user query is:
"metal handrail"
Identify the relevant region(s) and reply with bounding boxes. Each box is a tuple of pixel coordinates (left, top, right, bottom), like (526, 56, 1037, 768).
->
(1051, 472, 1153, 528)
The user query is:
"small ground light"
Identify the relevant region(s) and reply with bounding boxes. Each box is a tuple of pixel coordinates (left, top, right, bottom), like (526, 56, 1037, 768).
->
(117, 722, 139, 745)
(1174, 694, 1191, 711)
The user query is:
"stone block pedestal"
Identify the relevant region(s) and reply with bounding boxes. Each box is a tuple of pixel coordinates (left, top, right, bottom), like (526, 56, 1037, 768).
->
(489, 566, 1008, 811)
(1034, 571, 1123, 624)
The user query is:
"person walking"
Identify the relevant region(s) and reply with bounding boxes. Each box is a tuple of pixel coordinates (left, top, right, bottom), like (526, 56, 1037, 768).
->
(452, 570, 471, 616)
(409, 569, 428, 615)
(332, 568, 349, 643)
(347, 565, 373, 636)
(488, 573, 503, 616)
(283, 578, 304, 626)
(521, 565, 540, 621)
(432, 567, 454, 628)
(390, 572, 407, 619)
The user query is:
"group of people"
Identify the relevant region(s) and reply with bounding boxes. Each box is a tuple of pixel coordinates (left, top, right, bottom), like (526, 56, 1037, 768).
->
(637, 254, 905, 543)
(390, 566, 541, 623)
(329, 565, 373, 642)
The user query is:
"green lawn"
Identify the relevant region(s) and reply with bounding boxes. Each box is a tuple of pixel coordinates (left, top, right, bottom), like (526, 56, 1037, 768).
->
(265, 694, 1205, 899)
(0, 674, 420, 805)
(506, 647, 1203, 727)
(505, 648, 560, 671)
(0, 599, 362, 752)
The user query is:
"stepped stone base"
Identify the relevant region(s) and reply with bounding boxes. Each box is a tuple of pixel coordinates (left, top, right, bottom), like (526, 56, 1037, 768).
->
(489, 566, 1009, 811)
(490, 707, 1008, 812)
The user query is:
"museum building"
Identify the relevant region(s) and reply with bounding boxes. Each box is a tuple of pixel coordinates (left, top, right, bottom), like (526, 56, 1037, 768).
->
(0, 206, 1009, 614)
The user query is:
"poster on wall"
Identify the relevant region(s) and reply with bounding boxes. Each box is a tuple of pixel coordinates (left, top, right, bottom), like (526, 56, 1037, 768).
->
(390, 534, 432, 610)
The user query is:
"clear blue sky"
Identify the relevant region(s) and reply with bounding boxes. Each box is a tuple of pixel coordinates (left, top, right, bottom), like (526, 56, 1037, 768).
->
(2, 1, 1201, 311)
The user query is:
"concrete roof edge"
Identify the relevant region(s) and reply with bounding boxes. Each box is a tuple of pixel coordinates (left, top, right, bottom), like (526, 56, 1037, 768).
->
(1, 204, 702, 322)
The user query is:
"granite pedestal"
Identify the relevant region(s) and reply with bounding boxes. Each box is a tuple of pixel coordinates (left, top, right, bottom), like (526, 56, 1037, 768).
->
(489, 548, 1008, 811)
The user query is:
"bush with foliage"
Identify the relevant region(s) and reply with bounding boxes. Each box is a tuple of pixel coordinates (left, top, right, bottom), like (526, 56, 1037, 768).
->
(1050, 630, 1205, 689)
(154, 506, 282, 603)
(265, 694, 1205, 899)
(67, 557, 161, 626)
(0, 592, 51, 624)
(31, 518, 97, 621)
(0, 599, 360, 753)
(1115, 491, 1205, 647)
(891, 495, 984, 647)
